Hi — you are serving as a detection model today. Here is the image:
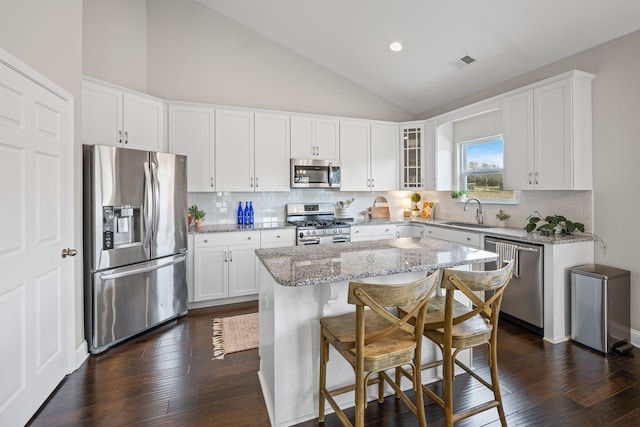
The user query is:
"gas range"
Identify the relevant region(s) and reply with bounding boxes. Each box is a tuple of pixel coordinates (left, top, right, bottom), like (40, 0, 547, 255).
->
(286, 203, 351, 245)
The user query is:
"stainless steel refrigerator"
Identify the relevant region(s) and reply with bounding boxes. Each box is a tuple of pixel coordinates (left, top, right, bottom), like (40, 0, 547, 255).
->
(83, 145, 188, 354)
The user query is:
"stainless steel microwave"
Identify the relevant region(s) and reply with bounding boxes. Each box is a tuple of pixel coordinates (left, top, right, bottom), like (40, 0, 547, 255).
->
(290, 158, 341, 189)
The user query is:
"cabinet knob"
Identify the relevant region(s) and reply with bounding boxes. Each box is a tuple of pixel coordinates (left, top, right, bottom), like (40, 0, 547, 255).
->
(203, 239, 208, 243)
(276, 235, 281, 238)
(247, 236, 252, 240)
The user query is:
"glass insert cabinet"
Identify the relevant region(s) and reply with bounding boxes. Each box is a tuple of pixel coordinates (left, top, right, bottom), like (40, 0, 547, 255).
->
(401, 125, 424, 188)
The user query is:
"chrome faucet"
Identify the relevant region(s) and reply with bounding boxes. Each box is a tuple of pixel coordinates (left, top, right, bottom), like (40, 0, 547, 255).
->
(463, 197, 484, 224)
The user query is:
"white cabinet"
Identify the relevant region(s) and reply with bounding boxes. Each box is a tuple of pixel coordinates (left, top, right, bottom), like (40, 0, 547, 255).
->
(422, 225, 481, 248)
(503, 71, 594, 190)
(341, 121, 399, 191)
(254, 113, 290, 191)
(215, 110, 290, 192)
(261, 229, 296, 248)
(396, 224, 424, 238)
(291, 115, 339, 159)
(400, 123, 425, 189)
(192, 232, 260, 301)
(351, 224, 397, 242)
(168, 104, 215, 191)
(215, 109, 254, 192)
(82, 79, 163, 151)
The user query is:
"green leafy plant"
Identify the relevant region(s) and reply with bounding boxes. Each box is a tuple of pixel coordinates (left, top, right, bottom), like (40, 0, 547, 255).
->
(188, 204, 206, 220)
(525, 215, 585, 235)
(410, 193, 421, 211)
(450, 190, 468, 199)
(496, 209, 511, 221)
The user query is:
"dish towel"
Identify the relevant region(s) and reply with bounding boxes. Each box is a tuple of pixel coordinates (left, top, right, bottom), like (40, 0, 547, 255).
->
(495, 241, 519, 278)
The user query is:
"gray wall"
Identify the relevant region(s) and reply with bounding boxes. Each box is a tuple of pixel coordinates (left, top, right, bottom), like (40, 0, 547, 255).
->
(420, 30, 640, 336)
(0, 0, 84, 348)
(145, 0, 415, 121)
(82, 0, 148, 92)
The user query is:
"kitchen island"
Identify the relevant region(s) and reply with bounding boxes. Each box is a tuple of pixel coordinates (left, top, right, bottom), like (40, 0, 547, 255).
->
(255, 237, 498, 426)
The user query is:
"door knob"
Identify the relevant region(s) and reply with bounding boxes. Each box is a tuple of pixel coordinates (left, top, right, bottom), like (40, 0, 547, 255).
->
(61, 248, 78, 258)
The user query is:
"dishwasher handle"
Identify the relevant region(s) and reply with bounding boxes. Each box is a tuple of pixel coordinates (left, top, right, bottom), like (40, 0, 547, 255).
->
(485, 238, 541, 253)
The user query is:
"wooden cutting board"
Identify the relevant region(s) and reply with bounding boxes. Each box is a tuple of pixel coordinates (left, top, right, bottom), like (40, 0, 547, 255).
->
(370, 206, 390, 219)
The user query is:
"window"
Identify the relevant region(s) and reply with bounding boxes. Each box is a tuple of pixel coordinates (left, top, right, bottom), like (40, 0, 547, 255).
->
(459, 135, 514, 200)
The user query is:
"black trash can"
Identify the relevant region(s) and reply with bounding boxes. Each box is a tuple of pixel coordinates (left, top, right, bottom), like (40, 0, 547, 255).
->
(571, 264, 632, 354)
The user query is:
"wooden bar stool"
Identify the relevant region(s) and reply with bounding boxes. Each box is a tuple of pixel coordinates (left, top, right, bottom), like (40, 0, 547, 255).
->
(319, 270, 440, 427)
(397, 260, 515, 427)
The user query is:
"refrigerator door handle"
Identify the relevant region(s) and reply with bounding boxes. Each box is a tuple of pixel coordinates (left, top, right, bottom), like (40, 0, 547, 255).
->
(150, 160, 159, 236)
(143, 161, 153, 250)
(98, 254, 188, 281)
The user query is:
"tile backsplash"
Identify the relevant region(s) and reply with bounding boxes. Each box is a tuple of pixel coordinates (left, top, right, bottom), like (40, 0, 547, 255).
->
(188, 189, 593, 232)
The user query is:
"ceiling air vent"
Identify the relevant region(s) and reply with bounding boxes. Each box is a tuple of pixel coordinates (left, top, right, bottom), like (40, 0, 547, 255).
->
(449, 54, 477, 70)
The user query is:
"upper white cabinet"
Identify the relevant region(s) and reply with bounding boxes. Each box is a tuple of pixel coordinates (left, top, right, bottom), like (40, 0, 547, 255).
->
(291, 115, 339, 159)
(340, 121, 398, 192)
(400, 123, 425, 189)
(503, 71, 594, 190)
(254, 113, 290, 191)
(168, 104, 215, 191)
(215, 109, 290, 192)
(215, 109, 255, 192)
(370, 123, 400, 191)
(82, 79, 163, 151)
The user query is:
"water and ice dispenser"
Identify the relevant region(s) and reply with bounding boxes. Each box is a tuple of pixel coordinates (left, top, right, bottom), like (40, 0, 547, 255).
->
(102, 205, 142, 250)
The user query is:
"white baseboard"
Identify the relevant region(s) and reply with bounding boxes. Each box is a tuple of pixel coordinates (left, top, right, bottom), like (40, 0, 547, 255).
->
(74, 340, 88, 370)
(188, 294, 258, 310)
(631, 328, 640, 348)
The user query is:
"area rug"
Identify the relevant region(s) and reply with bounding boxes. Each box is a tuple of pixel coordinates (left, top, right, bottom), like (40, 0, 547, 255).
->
(212, 312, 259, 360)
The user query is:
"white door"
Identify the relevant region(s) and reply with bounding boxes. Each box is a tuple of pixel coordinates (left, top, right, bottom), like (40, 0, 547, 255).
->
(123, 92, 163, 151)
(339, 121, 370, 191)
(370, 123, 399, 191)
(290, 115, 315, 158)
(215, 109, 254, 192)
(228, 244, 260, 297)
(315, 118, 339, 159)
(503, 90, 535, 190)
(168, 104, 215, 191)
(193, 246, 228, 301)
(0, 55, 74, 426)
(82, 80, 122, 147)
(254, 113, 290, 192)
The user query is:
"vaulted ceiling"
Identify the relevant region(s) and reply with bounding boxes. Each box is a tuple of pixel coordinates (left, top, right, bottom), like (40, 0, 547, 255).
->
(196, 0, 640, 114)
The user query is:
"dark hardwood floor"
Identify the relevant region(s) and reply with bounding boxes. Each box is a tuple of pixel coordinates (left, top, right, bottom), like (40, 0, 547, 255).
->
(28, 302, 639, 426)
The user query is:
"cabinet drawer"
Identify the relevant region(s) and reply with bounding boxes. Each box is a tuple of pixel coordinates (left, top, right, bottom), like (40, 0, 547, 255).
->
(261, 229, 296, 246)
(352, 224, 396, 238)
(194, 231, 260, 247)
(422, 226, 480, 247)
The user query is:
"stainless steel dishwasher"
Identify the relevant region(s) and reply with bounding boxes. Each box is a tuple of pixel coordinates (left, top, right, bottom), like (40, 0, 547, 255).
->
(484, 236, 544, 335)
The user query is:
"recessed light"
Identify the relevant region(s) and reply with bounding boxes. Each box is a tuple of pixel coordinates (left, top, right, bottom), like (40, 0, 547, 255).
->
(389, 42, 403, 52)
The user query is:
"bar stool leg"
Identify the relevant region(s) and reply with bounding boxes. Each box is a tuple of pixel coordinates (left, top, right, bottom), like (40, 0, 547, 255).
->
(319, 333, 327, 422)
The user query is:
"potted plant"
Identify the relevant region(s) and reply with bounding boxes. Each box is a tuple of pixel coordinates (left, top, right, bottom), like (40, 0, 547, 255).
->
(410, 193, 421, 217)
(189, 205, 206, 227)
(451, 190, 468, 202)
(495, 209, 511, 227)
(525, 214, 585, 236)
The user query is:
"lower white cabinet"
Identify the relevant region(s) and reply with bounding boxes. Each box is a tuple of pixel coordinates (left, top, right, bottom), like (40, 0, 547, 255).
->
(421, 225, 481, 248)
(351, 224, 397, 242)
(261, 229, 296, 248)
(192, 231, 260, 301)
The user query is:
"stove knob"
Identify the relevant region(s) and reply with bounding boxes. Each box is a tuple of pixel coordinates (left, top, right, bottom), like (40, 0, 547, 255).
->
(312, 230, 316, 235)
(299, 232, 303, 239)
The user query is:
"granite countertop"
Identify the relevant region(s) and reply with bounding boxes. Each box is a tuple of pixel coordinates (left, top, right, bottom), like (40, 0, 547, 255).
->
(255, 237, 498, 287)
(351, 217, 594, 245)
(189, 222, 295, 233)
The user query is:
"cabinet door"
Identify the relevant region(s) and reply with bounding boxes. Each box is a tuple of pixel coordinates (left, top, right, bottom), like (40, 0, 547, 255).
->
(168, 104, 215, 191)
(534, 80, 572, 190)
(370, 123, 399, 191)
(82, 81, 123, 147)
(339, 121, 370, 191)
(193, 246, 228, 301)
(315, 118, 339, 159)
(423, 120, 437, 190)
(123, 93, 163, 151)
(228, 243, 260, 297)
(400, 125, 424, 188)
(290, 115, 314, 158)
(255, 113, 290, 191)
(503, 90, 535, 190)
(215, 109, 254, 191)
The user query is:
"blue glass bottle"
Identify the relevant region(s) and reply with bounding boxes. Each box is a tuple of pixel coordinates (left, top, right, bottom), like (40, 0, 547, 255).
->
(237, 202, 244, 225)
(249, 201, 254, 225)
(244, 201, 250, 225)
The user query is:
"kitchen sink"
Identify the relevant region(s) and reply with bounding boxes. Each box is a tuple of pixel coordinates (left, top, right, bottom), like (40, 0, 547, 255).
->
(441, 221, 493, 229)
